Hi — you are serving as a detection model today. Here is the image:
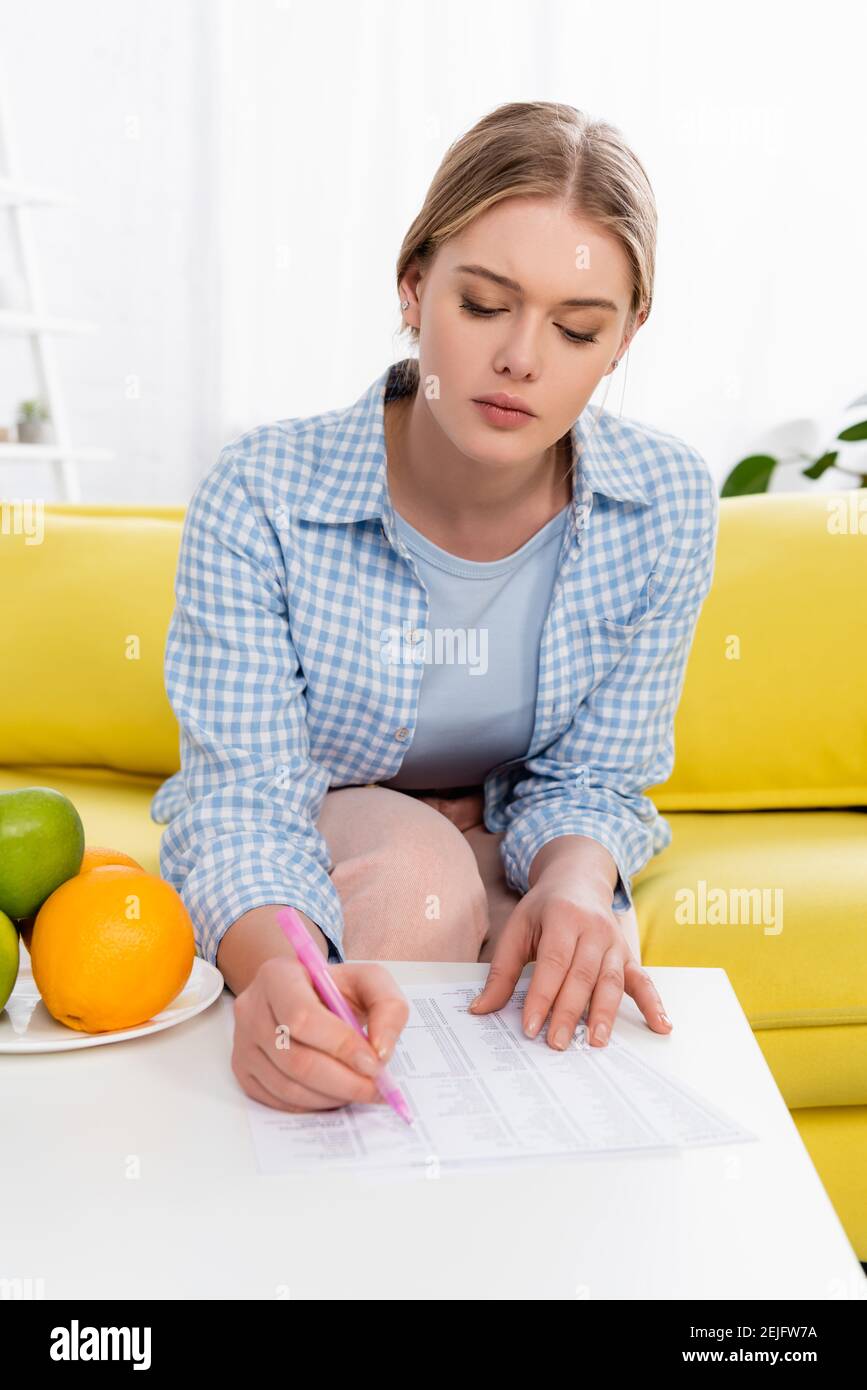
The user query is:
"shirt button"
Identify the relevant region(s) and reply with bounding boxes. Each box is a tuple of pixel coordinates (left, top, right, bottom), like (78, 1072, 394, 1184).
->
(394, 727, 411, 742)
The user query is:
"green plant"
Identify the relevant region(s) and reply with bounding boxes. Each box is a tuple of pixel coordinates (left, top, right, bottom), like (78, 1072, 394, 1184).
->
(721, 392, 867, 496)
(17, 398, 50, 424)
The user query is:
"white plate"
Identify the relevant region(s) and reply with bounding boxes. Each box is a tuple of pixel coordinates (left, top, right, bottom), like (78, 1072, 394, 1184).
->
(0, 953, 225, 1052)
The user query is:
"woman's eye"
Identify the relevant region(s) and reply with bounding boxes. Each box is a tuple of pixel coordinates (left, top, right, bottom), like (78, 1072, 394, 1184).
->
(459, 297, 499, 318)
(459, 298, 597, 346)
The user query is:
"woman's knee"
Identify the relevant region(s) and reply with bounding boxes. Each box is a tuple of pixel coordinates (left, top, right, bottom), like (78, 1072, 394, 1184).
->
(392, 808, 485, 919)
(321, 788, 489, 961)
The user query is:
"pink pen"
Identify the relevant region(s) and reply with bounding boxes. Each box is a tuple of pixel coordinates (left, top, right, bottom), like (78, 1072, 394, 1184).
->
(276, 907, 414, 1126)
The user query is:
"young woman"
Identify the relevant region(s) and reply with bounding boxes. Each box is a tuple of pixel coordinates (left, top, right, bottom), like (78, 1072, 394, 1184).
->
(151, 101, 719, 1115)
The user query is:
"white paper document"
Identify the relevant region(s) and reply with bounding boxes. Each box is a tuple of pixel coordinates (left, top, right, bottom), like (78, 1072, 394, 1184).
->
(243, 980, 757, 1175)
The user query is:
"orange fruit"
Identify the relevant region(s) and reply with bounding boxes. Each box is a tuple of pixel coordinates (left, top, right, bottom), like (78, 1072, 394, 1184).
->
(30, 865, 195, 1033)
(21, 848, 146, 956)
(79, 846, 145, 874)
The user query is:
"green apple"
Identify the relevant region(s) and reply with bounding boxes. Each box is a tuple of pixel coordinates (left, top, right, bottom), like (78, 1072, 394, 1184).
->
(0, 787, 85, 920)
(0, 908, 20, 1013)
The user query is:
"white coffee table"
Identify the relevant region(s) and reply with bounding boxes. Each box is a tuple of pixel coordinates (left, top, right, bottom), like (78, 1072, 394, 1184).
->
(3, 962, 864, 1300)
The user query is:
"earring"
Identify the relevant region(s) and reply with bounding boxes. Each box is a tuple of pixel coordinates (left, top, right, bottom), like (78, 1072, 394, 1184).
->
(400, 300, 409, 309)
(612, 358, 620, 368)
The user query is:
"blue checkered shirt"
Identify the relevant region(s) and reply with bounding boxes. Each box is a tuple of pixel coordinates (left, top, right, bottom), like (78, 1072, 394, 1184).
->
(150, 359, 719, 967)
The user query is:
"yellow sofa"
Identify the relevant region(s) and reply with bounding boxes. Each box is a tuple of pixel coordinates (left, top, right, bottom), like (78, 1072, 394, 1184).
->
(2, 491, 866, 1258)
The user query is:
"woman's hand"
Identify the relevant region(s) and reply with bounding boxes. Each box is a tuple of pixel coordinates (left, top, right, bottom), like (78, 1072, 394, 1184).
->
(231, 958, 410, 1112)
(468, 875, 672, 1049)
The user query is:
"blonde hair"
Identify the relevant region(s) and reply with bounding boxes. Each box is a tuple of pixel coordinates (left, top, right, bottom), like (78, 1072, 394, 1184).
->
(395, 101, 657, 351)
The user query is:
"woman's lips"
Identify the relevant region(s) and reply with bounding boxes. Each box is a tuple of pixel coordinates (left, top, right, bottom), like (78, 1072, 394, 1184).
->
(471, 399, 536, 429)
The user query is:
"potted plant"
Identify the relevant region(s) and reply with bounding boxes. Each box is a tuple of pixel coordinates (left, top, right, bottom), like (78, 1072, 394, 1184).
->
(722, 392, 867, 495)
(15, 399, 52, 445)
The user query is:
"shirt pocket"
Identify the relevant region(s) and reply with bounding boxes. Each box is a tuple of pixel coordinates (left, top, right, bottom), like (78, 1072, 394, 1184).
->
(579, 567, 661, 692)
(598, 565, 659, 631)
(598, 610, 654, 636)
(587, 608, 655, 690)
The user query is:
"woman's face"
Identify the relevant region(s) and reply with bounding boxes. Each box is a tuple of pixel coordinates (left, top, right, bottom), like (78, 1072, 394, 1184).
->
(401, 195, 643, 463)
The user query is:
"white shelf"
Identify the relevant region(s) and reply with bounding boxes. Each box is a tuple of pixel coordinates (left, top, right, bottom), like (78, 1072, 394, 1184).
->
(0, 177, 70, 207)
(0, 64, 101, 500)
(0, 443, 114, 463)
(0, 309, 98, 335)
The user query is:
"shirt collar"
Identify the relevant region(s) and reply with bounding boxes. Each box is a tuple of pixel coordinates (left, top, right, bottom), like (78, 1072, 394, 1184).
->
(294, 358, 650, 524)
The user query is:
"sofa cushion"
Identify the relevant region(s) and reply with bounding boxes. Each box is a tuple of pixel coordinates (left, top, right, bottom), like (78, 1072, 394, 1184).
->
(1, 505, 183, 775)
(648, 489, 867, 811)
(633, 807, 867, 1106)
(2, 492, 866, 807)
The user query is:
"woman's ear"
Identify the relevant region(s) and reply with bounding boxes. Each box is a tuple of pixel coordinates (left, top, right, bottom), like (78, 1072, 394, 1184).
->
(610, 308, 648, 369)
(399, 264, 425, 329)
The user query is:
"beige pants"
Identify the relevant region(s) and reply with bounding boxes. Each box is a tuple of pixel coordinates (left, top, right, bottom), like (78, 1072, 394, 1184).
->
(315, 783, 642, 965)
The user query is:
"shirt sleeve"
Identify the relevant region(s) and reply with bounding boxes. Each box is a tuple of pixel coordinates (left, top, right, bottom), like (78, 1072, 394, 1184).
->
(156, 442, 345, 967)
(499, 459, 720, 914)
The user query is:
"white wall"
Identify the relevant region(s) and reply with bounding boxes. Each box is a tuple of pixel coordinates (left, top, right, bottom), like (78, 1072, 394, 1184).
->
(0, 0, 220, 504)
(0, 0, 865, 505)
(216, 0, 867, 499)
